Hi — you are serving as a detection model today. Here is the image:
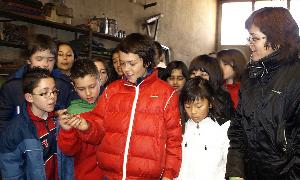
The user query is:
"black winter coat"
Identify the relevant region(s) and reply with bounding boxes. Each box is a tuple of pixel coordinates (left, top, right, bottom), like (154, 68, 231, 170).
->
(226, 52, 300, 180)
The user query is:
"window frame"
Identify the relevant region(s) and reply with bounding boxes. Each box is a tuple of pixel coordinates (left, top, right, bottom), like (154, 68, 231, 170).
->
(217, 0, 292, 58)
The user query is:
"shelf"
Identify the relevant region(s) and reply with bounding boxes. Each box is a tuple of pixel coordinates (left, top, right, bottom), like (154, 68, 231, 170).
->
(0, 40, 26, 48)
(0, 9, 89, 34)
(92, 32, 122, 42)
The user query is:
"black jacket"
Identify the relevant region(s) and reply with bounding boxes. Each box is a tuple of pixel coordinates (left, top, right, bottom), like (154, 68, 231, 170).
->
(226, 52, 300, 180)
(0, 65, 77, 131)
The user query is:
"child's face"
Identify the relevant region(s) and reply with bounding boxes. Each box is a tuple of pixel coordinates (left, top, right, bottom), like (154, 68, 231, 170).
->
(26, 78, 57, 117)
(57, 44, 75, 73)
(73, 75, 100, 104)
(112, 51, 124, 76)
(184, 98, 210, 123)
(220, 60, 235, 82)
(119, 52, 147, 84)
(94, 61, 108, 86)
(27, 49, 56, 72)
(190, 69, 209, 80)
(167, 69, 186, 93)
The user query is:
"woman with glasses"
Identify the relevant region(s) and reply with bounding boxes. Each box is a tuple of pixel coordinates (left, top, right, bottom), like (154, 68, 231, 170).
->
(226, 7, 300, 180)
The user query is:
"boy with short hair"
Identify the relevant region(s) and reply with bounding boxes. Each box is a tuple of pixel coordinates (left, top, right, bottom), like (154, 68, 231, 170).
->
(0, 68, 60, 179)
(58, 59, 102, 179)
(59, 33, 182, 180)
(0, 34, 75, 131)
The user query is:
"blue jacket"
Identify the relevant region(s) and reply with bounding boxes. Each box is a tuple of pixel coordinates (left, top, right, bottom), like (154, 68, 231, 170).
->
(0, 65, 77, 131)
(0, 103, 74, 180)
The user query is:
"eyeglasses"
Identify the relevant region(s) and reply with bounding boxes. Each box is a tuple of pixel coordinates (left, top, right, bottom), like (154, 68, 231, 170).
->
(247, 36, 266, 43)
(32, 89, 59, 98)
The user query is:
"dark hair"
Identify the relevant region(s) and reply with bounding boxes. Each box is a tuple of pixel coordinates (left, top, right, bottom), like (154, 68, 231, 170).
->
(154, 41, 163, 66)
(154, 41, 163, 58)
(57, 41, 78, 59)
(245, 7, 300, 60)
(216, 49, 247, 82)
(23, 67, 53, 94)
(119, 33, 156, 70)
(161, 60, 189, 81)
(189, 54, 223, 90)
(92, 57, 118, 87)
(112, 44, 120, 55)
(179, 77, 217, 133)
(70, 59, 99, 80)
(24, 34, 57, 60)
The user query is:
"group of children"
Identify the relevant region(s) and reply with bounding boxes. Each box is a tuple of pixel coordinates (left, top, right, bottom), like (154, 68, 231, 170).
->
(0, 31, 247, 180)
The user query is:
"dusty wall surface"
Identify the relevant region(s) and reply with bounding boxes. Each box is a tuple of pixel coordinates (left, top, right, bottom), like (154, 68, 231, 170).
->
(0, 0, 217, 67)
(65, 0, 217, 65)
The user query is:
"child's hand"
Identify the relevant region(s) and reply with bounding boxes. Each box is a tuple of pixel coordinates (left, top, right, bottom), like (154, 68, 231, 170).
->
(162, 177, 171, 180)
(229, 177, 244, 180)
(57, 109, 74, 131)
(68, 115, 89, 131)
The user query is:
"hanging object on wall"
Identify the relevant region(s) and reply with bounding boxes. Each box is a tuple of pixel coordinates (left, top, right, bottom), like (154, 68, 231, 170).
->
(144, 2, 157, 9)
(131, 0, 157, 9)
(143, 13, 162, 41)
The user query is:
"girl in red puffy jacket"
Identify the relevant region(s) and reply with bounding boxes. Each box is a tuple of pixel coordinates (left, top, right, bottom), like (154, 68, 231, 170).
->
(59, 33, 182, 180)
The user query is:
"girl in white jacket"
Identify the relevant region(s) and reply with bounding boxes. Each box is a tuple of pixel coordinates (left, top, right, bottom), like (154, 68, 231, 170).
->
(176, 77, 230, 180)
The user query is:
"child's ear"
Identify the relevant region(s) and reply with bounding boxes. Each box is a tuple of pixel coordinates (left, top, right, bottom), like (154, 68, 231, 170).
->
(24, 93, 34, 103)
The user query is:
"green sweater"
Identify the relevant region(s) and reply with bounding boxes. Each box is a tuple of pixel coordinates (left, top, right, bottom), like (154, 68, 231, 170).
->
(67, 99, 96, 115)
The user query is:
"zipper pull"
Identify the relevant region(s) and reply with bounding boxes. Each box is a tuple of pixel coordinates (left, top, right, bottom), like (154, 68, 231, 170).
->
(205, 145, 207, 150)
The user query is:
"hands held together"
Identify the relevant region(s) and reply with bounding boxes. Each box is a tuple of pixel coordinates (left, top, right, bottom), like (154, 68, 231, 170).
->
(56, 109, 89, 131)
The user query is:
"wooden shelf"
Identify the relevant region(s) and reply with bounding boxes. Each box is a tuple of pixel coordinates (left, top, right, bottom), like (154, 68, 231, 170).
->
(92, 32, 122, 42)
(0, 40, 26, 48)
(0, 9, 89, 34)
(0, 9, 122, 64)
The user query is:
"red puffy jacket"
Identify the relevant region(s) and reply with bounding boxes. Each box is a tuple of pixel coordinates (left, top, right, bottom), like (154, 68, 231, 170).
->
(78, 71, 182, 180)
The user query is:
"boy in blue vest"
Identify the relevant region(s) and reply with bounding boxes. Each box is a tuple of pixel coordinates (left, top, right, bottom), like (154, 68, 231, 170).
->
(0, 68, 66, 179)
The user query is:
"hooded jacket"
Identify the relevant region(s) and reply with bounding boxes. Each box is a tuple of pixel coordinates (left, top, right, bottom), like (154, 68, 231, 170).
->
(77, 71, 182, 180)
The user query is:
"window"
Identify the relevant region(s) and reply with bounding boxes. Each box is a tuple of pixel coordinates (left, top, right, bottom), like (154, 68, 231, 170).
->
(220, 0, 298, 45)
(290, 0, 300, 29)
(221, 2, 252, 45)
(254, 0, 287, 10)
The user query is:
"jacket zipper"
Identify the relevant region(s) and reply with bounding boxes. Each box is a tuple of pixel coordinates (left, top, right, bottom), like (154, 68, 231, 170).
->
(283, 129, 287, 152)
(122, 84, 140, 180)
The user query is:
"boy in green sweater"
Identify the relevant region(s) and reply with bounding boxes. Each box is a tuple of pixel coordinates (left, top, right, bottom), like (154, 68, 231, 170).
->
(67, 59, 101, 114)
(57, 59, 102, 179)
